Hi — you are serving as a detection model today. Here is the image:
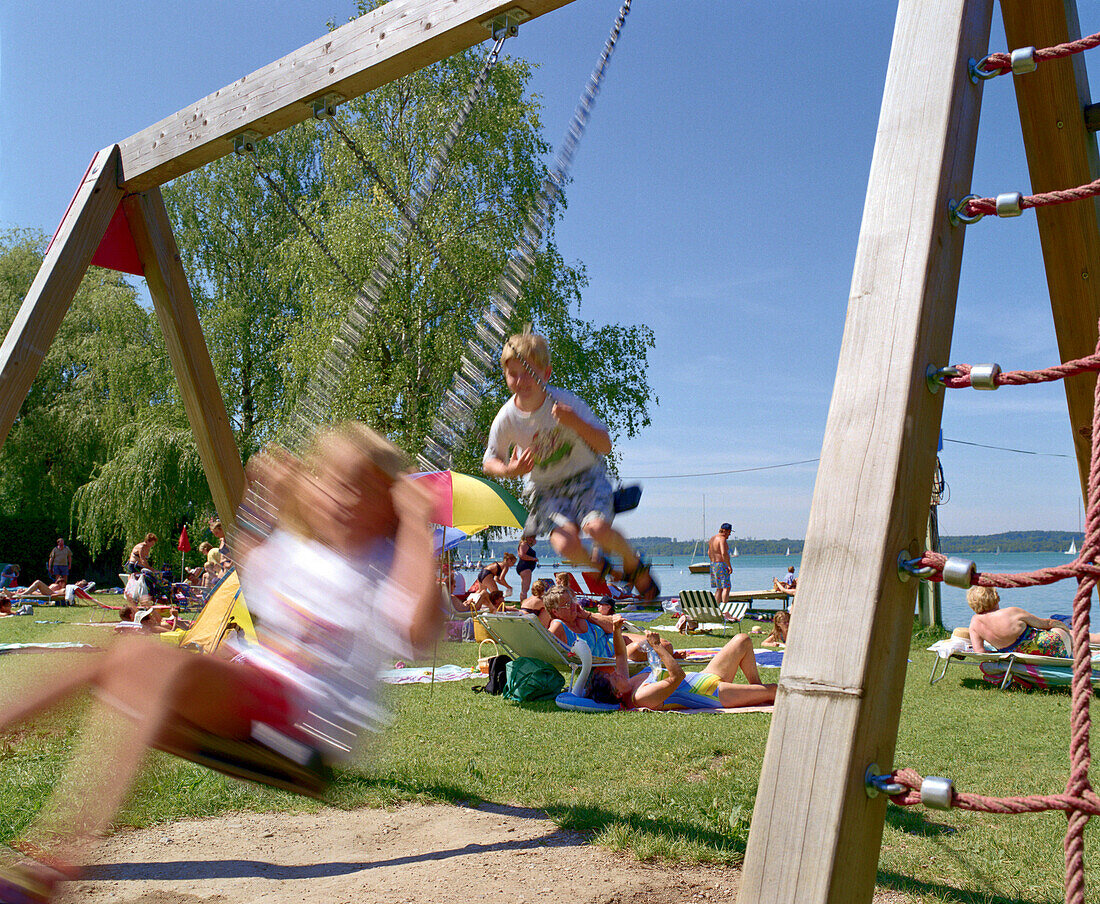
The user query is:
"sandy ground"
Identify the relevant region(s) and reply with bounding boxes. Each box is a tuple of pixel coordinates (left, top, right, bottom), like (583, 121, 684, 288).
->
(54, 803, 913, 904)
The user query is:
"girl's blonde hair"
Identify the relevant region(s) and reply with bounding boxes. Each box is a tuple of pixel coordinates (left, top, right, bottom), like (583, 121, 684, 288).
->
(530, 579, 548, 597)
(501, 333, 550, 370)
(967, 585, 1000, 614)
(279, 422, 408, 539)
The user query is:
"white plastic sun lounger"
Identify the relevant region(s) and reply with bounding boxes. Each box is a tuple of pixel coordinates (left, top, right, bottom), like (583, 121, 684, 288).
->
(927, 638, 1100, 690)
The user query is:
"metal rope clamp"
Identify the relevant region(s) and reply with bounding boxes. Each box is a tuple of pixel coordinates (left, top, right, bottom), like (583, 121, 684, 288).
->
(995, 193, 1023, 218)
(920, 775, 955, 810)
(941, 557, 976, 588)
(969, 363, 1001, 390)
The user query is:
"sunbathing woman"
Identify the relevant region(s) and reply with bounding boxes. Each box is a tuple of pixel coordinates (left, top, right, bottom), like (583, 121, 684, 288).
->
(761, 610, 790, 648)
(0, 422, 442, 903)
(476, 553, 515, 598)
(589, 622, 777, 710)
(964, 585, 1097, 657)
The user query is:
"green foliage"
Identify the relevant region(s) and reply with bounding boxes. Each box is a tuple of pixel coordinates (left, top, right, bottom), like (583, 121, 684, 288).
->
(2, 8, 654, 560)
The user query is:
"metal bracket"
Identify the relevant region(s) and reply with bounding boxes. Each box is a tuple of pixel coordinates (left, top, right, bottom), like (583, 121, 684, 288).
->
(925, 364, 959, 394)
(310, 92, 345, 120)
(232, 130, 262, 155)
(865, 763, 905, 799)
(480, 6, 529, 38)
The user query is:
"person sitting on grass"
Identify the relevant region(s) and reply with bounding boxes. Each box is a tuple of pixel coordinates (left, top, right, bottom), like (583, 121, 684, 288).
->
(772, 565, 797, 595)
(0, 421, 442, 904)
(589, 622, 777, 711)
(482, 332, 659, 601)
(964, 585, 1095, 657)
(761, 610, 790, 648)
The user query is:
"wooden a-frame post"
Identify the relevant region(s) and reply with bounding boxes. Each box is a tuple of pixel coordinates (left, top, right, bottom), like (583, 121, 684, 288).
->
(740, 0, 1100, 901)
(738, 0, 995, 901)
(0, 0, 578, 525)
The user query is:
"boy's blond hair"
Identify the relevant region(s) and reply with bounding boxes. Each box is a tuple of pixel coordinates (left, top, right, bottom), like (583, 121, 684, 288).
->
(501, 333, 550, 371)
(967, 585, 1000, 614)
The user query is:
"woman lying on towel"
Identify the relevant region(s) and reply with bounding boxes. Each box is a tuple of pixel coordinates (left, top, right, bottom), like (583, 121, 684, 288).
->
(588, 622, 777, 710)
(0, 422, 442, 904)
(964, 586, 1099, 658)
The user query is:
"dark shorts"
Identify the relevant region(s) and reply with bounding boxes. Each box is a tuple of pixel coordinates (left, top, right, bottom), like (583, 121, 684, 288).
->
(50, 564, 70, 579)
(127, 562, 143, 574)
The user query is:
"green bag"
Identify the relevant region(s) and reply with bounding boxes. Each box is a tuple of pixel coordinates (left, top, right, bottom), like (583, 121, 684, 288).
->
(503, 657, 565, 703)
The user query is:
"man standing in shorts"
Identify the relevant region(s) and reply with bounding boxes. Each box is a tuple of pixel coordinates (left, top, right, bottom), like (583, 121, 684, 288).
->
(48, 538, 72, 583)
(708, 523, 733, 605)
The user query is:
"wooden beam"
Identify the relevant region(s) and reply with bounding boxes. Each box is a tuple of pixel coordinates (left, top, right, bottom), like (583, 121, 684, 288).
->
(0, 146, 123, 447)
(122, 189, 246, 527)
(117, 0, 578, 192)
(736, 1, 994, 902)
(1001, 0, 1100, 503)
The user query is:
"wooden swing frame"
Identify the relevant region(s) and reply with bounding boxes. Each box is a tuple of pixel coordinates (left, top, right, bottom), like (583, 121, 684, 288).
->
(2, 0, 1098, 900)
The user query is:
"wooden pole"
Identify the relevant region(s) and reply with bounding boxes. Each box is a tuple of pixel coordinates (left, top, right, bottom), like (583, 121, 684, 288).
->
(736, 1, 993, 901)
(1000, 0, 1100, 505)
(122, 189, 246, 528)
(0, 146, 124, 446)
(116, 0, 579, 192)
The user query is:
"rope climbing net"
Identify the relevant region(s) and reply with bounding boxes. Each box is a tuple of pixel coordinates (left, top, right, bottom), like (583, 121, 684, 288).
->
(889, 29, 1100, 903)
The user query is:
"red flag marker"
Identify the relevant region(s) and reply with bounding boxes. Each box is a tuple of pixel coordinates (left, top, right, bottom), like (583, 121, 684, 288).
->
(177, 525, 191, 553)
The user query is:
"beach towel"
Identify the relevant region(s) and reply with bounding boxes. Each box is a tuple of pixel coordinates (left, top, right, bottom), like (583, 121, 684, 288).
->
(0, 642, 103, 654)
(377, 665, 478, 684)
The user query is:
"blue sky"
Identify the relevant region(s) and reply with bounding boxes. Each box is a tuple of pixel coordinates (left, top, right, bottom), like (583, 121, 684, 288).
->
(1, 2, 1094, 541)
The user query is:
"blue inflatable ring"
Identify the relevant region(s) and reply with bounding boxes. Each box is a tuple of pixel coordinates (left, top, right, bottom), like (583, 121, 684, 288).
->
(555, 691, 620, 712)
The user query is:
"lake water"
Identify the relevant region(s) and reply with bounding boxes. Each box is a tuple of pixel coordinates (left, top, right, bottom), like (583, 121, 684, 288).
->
(484, 551, 1091, 631)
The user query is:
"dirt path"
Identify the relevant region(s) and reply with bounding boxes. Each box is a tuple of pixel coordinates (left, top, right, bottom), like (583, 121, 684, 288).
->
(57, 803, 911, 904)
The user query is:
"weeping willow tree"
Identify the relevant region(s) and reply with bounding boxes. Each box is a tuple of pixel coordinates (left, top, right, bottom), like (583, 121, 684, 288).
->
(0, 229, 203, 557)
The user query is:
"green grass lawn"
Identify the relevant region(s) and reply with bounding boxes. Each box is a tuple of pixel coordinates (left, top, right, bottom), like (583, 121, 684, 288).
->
(1, 605, 1097, 902)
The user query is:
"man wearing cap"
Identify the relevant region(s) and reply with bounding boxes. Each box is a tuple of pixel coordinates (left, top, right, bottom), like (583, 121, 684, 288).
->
(708, 523, 734, 605)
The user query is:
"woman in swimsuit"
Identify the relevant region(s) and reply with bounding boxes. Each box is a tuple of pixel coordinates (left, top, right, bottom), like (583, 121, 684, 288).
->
(475, 554, 515, 598)
(588, 623, 776, 710)
(515, 535, 539, 600)
(965, 585, 1081, 658)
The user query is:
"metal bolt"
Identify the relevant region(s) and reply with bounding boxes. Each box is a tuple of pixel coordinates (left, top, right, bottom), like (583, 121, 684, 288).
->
(865, 763, 906, 799)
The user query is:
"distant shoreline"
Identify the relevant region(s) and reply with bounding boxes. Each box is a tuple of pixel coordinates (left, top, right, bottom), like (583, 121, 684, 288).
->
(451, 530, 1085, 559)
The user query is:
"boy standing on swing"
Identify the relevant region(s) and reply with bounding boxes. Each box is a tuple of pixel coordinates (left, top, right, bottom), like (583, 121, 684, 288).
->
(482, 333, 659, 601)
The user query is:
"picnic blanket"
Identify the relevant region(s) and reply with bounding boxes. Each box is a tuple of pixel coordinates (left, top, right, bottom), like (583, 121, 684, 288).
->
(378, 664, 478, 684)
(0, 642, 103, 654)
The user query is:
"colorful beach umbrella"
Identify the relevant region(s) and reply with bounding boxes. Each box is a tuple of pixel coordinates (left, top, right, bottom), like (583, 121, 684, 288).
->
(433, 525, 474, 555)
(411, 470, 527, 534)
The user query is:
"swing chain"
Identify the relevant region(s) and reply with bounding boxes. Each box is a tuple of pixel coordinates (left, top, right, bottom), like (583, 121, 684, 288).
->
(419, 0, 633, 473)
(235, 142, 361, 295)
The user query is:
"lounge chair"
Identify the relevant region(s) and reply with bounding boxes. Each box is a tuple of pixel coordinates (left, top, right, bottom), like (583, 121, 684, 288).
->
(927, 638, 1100, 690)
(553, 572, 587, 596)
(475, 612, 615, 685)
(581, 571, 634, 601)
(678, 590, 748, 635)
